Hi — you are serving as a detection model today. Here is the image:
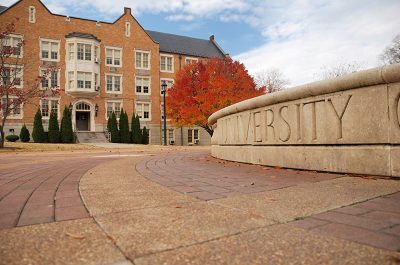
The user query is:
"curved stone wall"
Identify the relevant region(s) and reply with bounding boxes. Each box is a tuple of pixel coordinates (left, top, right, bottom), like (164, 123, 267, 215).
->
(208, 64, 400, 177)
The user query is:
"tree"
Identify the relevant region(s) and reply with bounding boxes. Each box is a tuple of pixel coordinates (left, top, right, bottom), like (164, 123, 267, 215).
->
(0, 21, 58, 148)
(141, 126, 149, 144)
(32, 109, 45, 143)
(254, 68, 289, 93)
(119, 109, 130, 143)
(316, 61, 362, 80)
(60, 106, 73, 143)
(380, 34, 400, 65)
(48, 111, 60, 143)
(19, 124, 30, 142)
(108, 112, 120, 143)
(131, 114, 142, 144)
(167, 57, 265, 136)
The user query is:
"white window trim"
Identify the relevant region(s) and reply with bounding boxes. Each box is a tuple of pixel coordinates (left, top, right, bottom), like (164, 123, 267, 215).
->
(135, 101, 151, 121)
(3, 34, 24, 58)
(105, 100, 123, 120)
(160, 53, 174, 73)
(39, 67, 60, 90)
(39, 38, 60, 62)
(160, 78, 174, 96)
(185, 56, 198, 65)
(1, 96, 23, 119)
(29, 6, 36, 23)
(2, 64, 24, 89)
(162, 128, 175, 143)
(105, 73, 123, 94)
(188, 128, 200, 144)
(105, 46, 122, 67)
(135, 49, 151, 70)
(40, 98, 60, 120)
(135, 76, 151, 95)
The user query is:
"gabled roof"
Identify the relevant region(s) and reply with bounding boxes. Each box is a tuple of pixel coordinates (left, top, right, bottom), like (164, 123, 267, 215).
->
(0, 5, 7, 13)
(65, 32, 101, 42)
(146, 30, 226, 58)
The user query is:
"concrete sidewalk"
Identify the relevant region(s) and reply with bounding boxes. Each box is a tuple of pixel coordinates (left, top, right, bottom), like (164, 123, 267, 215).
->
(0, 150, 400, 264)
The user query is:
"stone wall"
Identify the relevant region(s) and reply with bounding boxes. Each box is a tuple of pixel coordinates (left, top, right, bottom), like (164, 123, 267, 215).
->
(208, 64, 400, 177)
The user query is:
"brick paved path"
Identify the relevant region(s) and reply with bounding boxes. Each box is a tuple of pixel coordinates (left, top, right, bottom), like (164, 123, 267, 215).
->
(0, 155, 111, 229)
(136, 151, 343, 200)
(291, 191, 400, 251)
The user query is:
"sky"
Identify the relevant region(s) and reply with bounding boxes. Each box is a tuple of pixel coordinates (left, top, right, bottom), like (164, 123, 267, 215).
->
(2, 0, 400, 86)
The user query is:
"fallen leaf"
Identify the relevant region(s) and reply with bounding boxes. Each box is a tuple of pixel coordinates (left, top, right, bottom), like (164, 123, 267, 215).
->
(65, 232, 85, 240)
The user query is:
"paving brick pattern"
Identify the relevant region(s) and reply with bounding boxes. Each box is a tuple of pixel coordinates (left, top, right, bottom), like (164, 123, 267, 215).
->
(290, 192, 400, 251)
(136, 151, 343, 201)
(0, 156, 110, 230)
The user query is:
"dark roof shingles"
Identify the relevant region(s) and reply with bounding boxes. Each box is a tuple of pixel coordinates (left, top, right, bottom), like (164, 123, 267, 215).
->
(0, 5, 7, 13)
(146, 30, 225, 58)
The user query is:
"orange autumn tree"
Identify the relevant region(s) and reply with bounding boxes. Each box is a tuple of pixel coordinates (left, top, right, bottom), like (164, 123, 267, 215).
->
(167, 57, 265, 136)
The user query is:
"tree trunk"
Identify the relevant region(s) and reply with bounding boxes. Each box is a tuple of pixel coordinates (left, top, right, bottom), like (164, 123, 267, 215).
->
(198, 124, 213, 137)
(0, 125, 4, 149)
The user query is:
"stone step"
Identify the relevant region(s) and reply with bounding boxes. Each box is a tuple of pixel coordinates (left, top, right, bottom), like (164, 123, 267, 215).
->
(76, 132, 109, 143)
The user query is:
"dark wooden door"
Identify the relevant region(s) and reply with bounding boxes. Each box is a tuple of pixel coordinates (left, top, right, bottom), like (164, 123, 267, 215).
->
(76, 111, 90, 131)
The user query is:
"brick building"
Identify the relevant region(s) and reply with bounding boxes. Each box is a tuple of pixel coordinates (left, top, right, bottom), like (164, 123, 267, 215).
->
(0, 0, 227, 145)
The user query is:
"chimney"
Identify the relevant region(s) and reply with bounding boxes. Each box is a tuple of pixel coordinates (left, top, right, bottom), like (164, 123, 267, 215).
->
(124, 7, 131, 15)
(209, 35, 215, 41)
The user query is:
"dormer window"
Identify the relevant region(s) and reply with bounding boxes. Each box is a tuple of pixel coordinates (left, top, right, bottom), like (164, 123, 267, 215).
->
(29, 6, 36, 23)
(125, 22, 131, 37)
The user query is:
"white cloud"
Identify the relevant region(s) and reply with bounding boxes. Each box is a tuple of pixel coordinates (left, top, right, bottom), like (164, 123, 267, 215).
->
(234, 0, 400, 86)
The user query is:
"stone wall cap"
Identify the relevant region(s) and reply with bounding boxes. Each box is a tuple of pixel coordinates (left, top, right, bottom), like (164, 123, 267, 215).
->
(208, 63, 400, 126)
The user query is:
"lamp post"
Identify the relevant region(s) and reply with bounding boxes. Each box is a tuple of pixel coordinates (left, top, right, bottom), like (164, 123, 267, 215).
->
(161, 81, 167, 146)
(95, 104, 99, 117)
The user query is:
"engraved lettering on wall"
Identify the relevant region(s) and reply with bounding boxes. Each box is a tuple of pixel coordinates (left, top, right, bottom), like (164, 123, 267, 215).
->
(395, 93, 400, 129)
(303, 99, 324, 141)
(253, 112, 262, 142)
(278, 106, 291, 142)
(327, 95, 352, 139)
(265, 109, 275, 141)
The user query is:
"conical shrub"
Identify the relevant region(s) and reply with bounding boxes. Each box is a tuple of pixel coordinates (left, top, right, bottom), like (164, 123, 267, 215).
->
(32, 109, 46, 143)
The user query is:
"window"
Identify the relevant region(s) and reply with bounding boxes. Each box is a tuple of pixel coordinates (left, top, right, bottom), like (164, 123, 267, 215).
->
(68, 71, 74, 89)
(185, 57, 198, 65)
(40, 69, 59, 89)
(41, 39, 59, 61)
(68, 43, 74, 61)
(105, 74, 122, 93)
(188, 129, 199, 144)
(125, 22, 131, 37)
(1, 66, 23, 88)
(105, 47, 121, 67)
(77, 44, 91, 61)
(136, 102, 151, 120)
(160, 54, 173, 72)
(29, 6, 36, 23)
(2, 35, 23, 57)
(135, 50, 150, 69)
(106, 101, 122, 119)
(40, 98, 59, 118)
(135, 76, 150, 94)
(162, 128, 175, 144)
(160, 79, 173, 95)
(77, 72, 92, 89)
(1, 97, 22, 118)
(94, 46, 99, 61)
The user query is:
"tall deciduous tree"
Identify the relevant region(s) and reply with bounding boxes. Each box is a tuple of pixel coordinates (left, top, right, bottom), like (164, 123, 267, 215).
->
(380, 34, 400, 65)
(316, 61, 363, 80)
(254, 68, 289, 93)
(0, 21, 58, 148)
(167, 57, 265, 136)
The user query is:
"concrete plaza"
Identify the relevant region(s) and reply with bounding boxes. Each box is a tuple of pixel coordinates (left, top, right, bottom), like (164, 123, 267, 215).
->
(0, 145, 399, 264)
